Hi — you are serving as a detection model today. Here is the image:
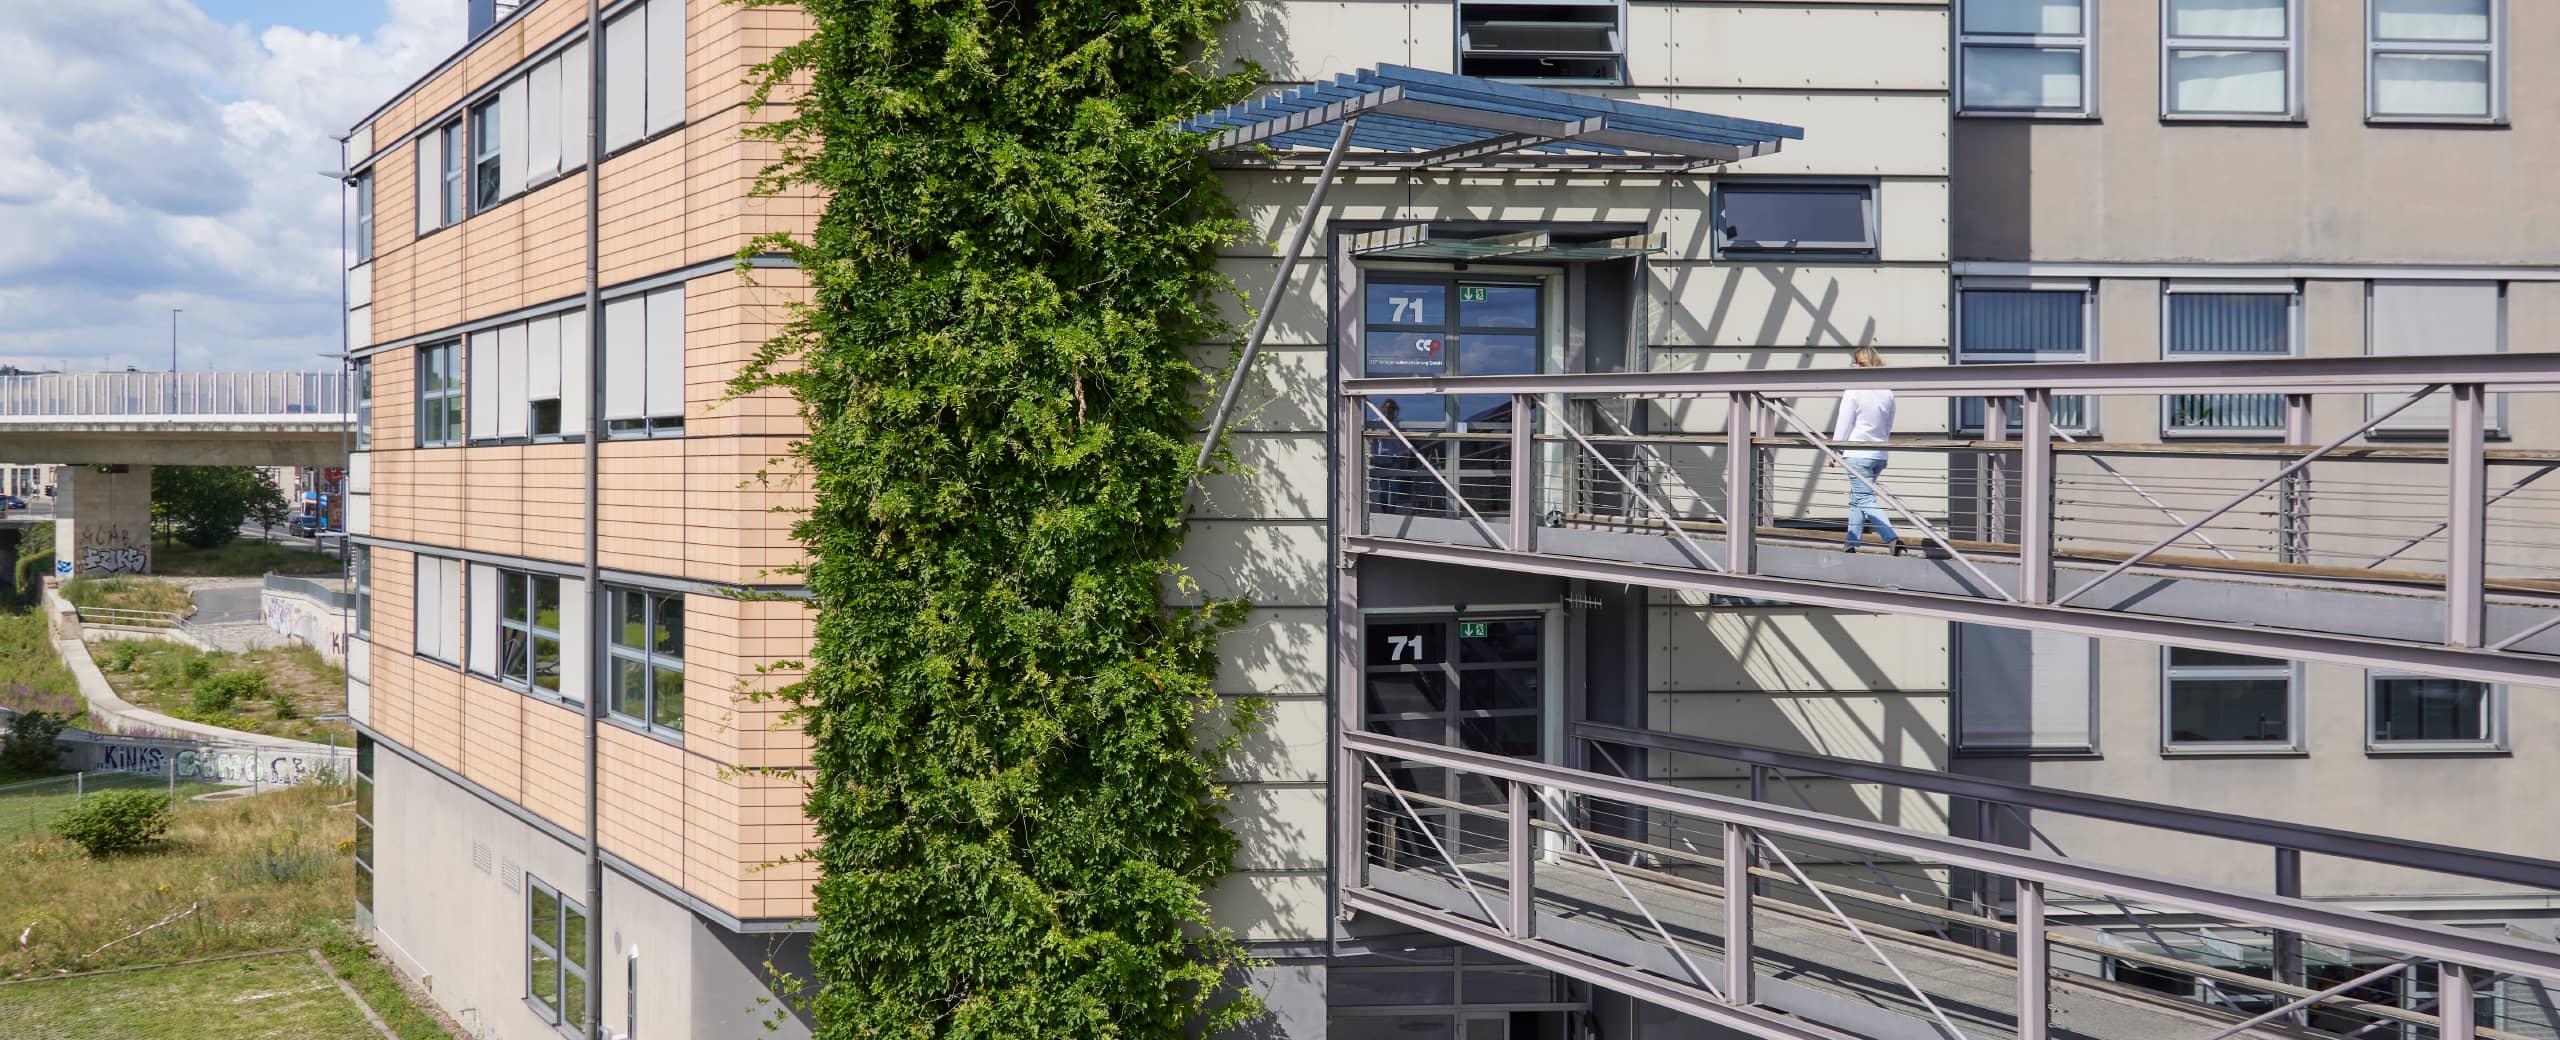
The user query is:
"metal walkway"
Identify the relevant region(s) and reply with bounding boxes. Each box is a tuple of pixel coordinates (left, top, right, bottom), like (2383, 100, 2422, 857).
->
(1343, 731, 2560, 1040)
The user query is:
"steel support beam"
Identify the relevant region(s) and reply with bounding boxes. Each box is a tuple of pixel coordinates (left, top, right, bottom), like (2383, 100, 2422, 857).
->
(1342, 729, 2560, 982)
(2016, 880, 2048, 1040)
(2275, 847, 2306, 1015)
(2442, 963, 2479, 1040)
(1508, 780, 1535, 938)
(2283, 394, 2313, 564)
(1726, 392, 1756, 573)
(1983, 396, 2008, 543)
(1345, 351, 2560, 397)
(1510, 394, 1535, 553)
(1348, 536, 2560, 688)
(2019, 390, 2053, 604)
(2450, 384, 2488, 647)
(1725, 822, 1754, 1005)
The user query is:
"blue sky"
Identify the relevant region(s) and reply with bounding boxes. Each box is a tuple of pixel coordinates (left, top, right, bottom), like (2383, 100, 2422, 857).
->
(0, 0, 461, 373)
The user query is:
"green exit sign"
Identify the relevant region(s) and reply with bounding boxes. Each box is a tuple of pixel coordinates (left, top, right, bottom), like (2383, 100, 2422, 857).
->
(1459, 622, 1488, 639)
(1459, 286, 1488, 302)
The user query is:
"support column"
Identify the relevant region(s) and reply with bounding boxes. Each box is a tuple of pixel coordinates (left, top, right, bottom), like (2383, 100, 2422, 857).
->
(2448, 384, 2487, 647)
(2017, 879, 2048, 1040)
(2440, 963, 2478, 1040)
(2019, 391, 2053, 604)
(2281, 394, 2313, 563)
(2274, 846, 2306, 1012)
(1726, 393, 1756, 573)
(54, 464, 154, 579)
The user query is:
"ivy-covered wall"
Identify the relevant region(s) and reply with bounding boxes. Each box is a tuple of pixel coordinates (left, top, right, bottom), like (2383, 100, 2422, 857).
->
(737, 1, 1267, 1036)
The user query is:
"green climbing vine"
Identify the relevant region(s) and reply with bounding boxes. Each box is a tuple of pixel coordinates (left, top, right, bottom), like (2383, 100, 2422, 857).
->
(734, 2, 1264, 1036)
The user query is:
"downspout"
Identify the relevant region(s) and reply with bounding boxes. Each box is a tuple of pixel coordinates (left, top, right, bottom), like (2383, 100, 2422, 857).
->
(581, 0, 606, 1035)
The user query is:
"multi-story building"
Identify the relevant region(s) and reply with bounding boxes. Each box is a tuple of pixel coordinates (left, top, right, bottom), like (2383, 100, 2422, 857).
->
(343, 2, 2560, 1039)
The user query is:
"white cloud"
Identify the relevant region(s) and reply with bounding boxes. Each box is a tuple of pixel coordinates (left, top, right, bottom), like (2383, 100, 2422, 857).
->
(0, 0, 462, 373)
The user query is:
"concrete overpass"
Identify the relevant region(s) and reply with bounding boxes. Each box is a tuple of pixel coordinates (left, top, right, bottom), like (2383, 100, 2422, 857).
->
(0, 372, 351, 579)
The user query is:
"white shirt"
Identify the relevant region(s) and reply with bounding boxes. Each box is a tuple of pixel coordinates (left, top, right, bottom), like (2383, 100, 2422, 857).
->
(1832, 386, 1896, 463)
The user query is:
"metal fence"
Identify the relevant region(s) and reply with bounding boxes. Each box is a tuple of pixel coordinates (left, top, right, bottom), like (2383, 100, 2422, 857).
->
(0, 770, 208, 839)
(0, 372, 349, 418)
(262, 572, 351, 611)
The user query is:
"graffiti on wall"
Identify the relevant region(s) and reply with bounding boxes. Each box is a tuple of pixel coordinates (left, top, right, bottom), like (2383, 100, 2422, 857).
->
(84, 738, 350, 787)
(262, 591, 347, 663)
(73, 524, 148, 575)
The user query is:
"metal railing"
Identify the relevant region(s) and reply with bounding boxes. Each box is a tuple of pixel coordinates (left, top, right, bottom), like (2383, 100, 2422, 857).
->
(0, 371, 349, 418)
(74, 606, 184, 630)
(261, 573, 351, 611)
(1346, 730, 2560, 1040)
(1342, 353, 2560, 688)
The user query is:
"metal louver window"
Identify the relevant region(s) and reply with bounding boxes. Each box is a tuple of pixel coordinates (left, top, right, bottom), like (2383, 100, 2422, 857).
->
(1457, 1, 1624, 84)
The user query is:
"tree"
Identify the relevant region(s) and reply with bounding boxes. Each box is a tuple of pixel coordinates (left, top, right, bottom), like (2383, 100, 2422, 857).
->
(151, 465, 262, 549)
(249, 471, 292, 539)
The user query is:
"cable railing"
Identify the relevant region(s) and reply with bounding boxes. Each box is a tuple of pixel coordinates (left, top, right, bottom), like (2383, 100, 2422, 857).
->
(0, 371, 349, 418)
(1342, 355, 2560, 687)
(1347, 729, 2560, 1040)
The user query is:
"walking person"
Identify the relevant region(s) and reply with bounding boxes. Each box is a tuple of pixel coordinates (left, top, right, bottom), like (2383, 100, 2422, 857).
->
(1831, 346, 1906, 555)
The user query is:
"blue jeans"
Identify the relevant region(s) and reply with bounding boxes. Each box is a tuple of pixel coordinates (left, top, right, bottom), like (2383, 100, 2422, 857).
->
(1843, 456, 1899, 547)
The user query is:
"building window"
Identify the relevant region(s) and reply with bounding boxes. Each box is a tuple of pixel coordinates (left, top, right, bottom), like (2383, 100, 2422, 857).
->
(2368, 674, 2503, 750)
(1955, 625, 2096, 753)
(602, 0, 687, 154)
(416, 342, 462, 447)
(606, 588, 684, 736)
(2161, 0, 2300, 119)
(413, 555, 463, 664)
(2161, 284, 2295, 435)
(1454, 0, 1624, 84)
(2369, 0, 2501, 121)
(484, 570, 562, 695)
(471, 98, 503, 213)
(526, 877, 589, 1029)
(353, 170, 374, 263)
(2368, 281, 2503, 435)
(602, 287, 685, 437)
(1955, 283, 2093, 434)
(1712, 182, 1877, 259)
(351, 544, 372, 639)
(468, 310, 586, 442)
(354, 735, 375, 915)
(2162, 648, 2300, 750)
(1958, 0, 2095, 116)
(440, 120, 467, 225)
(353, 358, 373, 451)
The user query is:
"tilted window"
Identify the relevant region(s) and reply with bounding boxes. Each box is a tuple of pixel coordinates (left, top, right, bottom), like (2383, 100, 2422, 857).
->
(1456, 0, 1623, 83)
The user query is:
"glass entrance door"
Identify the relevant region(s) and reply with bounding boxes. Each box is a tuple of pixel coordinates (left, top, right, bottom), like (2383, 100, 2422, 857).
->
(1364, 279, 1543, 524)
(1363, 616, 1543, 866)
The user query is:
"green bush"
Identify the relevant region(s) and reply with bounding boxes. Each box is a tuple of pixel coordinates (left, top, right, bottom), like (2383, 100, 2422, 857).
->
(51, 789, 173, 857)
(14, 520, 53, 597)
(102, 640, 145, 672)
(192, 670, 265, 713)
(268, 691, 300, 719)
(1, 709, 67, 775)
(179, 656, 216, 685)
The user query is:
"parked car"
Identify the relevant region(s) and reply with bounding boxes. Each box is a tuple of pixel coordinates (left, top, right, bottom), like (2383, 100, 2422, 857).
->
(0, 496, 24, 510)
(289, 514, 326, 537)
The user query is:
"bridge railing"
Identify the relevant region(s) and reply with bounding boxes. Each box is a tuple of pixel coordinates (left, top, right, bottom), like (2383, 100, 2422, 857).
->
(1342, 352, 2560, 688)
(0, 371, 349, 418)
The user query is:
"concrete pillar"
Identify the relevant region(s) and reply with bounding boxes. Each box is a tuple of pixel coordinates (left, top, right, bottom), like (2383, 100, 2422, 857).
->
(55, 464, 154, 579)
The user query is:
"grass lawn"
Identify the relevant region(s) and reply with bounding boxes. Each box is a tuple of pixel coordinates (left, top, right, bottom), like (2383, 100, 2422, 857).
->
(95, 642, 352, 744)
(0, 951, 379, 1038)
(60, 577, 193, 618)
(0, 608, 85, 722)
(150, 537, 339, 578)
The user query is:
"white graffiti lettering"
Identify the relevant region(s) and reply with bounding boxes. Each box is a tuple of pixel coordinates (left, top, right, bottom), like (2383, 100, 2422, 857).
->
(78, 546, 147, 574)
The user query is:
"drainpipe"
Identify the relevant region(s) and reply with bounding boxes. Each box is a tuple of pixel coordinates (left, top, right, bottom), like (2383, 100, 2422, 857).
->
(581, 0, 606, 1036)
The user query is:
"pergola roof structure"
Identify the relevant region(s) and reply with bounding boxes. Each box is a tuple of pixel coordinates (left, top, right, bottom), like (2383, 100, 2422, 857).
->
(1178, 64, 1804, 172)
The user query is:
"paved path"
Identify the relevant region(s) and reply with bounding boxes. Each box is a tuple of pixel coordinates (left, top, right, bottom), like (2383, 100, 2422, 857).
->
(189, 583, 262, 625)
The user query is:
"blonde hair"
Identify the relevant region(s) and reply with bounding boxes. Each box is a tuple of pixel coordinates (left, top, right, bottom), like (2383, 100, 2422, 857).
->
(1851, 346, 1885, 368)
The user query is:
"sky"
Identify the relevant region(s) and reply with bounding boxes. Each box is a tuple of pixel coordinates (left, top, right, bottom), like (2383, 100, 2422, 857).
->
(0, 0, 463, 374)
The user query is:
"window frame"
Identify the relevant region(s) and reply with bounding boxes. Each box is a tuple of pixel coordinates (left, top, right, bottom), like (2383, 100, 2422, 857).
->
(489, 569, 564, 696)
(2365, 672, 2507, 753)
(438, 120, 467, 226)
(2366, 0, 2505, 124)
(351, 544, 372, 639)
(1953, 278, 2098, 436)
(604, 587, 685, 739)
(471, 98, 504, 214)
(1452, 0, 1628, 86)
(2159, 0, 2304, 121)
(1955, 0, 2098, 118)
(2158, 280, 2299, 438)
(1709, 179, 1880, 261)
(353, 358, 373, 451)
(2363, 280, 2507, 439)
(524, 876, 590, 1032)
(353, 170, 375, 263)
(464, 311, 582, 446)
(2159, 647, 2304, 754)
(602, 287, 687, 439)
(416, 342, 463, 448)
(353, 735, 374, 917)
